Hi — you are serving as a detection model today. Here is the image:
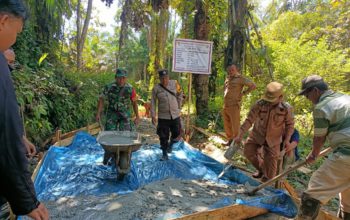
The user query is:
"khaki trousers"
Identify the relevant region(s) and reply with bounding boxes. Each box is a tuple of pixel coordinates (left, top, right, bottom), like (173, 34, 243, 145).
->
(244, 140, 281, 180)
(305, 152, 350, 212)
(223, 105, 240, 140)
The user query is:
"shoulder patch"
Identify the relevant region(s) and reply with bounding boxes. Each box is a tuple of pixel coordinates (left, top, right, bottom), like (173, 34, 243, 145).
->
(281, 102, 291, 109)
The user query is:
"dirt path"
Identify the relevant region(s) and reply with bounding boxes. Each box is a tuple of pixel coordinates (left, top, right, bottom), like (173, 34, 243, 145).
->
(136, 118, 159, 145)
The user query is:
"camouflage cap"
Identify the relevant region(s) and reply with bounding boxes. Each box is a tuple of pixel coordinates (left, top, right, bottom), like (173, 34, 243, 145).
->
(298, 75, 325, 95)
(158, 69, 169, 77)
(115, 68, 127, 77)
(262, 82, 284, 102)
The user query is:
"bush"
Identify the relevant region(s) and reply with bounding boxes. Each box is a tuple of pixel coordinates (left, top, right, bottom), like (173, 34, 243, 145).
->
(12, 66, 114, 146)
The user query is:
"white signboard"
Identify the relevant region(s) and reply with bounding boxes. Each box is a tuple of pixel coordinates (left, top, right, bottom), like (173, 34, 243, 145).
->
(172, 39, 213, 74)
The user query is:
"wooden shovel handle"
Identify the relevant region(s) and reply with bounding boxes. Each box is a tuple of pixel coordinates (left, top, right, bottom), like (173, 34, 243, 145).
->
(248, 147, 333, 196)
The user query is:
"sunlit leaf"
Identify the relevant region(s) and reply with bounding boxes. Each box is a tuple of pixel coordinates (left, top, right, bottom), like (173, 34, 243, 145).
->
(38, 53, 49, 66)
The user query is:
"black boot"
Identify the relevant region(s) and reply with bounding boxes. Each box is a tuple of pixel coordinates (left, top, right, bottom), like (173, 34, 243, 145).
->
(168, 140, 177, 153)
(298, 193, 321, 220)
(160, 140, 169, 160)
(160, 153, 169, 161)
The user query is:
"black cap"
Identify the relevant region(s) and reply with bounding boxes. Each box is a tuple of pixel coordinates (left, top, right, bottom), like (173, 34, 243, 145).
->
(158, 69, 168, 77)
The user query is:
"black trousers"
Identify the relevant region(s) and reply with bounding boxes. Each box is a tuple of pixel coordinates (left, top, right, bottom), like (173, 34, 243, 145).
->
(157, 117, 181, 152)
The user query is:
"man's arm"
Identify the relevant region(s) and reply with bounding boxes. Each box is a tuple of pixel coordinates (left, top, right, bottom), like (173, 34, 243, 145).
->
(22, 136, 36, 157)
(306, 135, 327, 164)
(284, 107, 295, 145)
(307, 109, 329, 163)
(235, 103, 259, 142)
(285, 129, 299, 153)
(241, 77, 256, 95)
(242, 81, 256, 95)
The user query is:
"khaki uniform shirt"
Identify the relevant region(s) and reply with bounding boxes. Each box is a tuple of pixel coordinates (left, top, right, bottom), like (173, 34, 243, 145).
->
(240, 100, 295, 147)
(224, 75, 253, 107)
(151, 80, 183, 120)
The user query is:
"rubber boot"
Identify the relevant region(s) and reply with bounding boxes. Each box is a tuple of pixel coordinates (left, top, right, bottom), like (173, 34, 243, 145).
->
(298, 193, 321, 220)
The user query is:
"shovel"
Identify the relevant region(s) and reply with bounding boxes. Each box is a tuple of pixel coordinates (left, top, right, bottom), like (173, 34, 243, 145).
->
(245, 147, 333, 196)
(217, 141, 241, 179)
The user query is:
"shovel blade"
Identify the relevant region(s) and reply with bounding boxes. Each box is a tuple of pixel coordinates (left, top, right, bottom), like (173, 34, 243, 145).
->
(224, 141, 240, 160)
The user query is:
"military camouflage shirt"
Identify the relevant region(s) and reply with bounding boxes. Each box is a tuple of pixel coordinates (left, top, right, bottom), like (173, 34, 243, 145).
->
(100, 82, 137, 130)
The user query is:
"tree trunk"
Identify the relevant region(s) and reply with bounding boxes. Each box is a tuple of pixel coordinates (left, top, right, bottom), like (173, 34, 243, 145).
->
(76, 0, 93, 70)
(193, 0, 210, 117)
(76, 0, 81, 69)
(209, 38, 219, 99)
(116, 0, 131, 68)
(147, 0, 169, 92)
(225, 0, 248, 70)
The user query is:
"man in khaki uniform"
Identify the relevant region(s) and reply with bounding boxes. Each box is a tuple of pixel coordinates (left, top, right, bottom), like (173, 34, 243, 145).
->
(297, 75, 350, 220)
(222, 64, 256, 146)
(151, 69, 183, 161)
(234, 82, 294, 182)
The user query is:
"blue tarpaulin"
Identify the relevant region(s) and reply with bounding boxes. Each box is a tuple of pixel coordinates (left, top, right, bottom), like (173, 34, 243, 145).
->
(34, 132, 298, 218)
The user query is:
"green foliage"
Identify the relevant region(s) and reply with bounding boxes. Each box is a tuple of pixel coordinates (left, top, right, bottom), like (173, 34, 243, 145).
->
(13, 27, 43, 69)
(12, 65, 113, 145)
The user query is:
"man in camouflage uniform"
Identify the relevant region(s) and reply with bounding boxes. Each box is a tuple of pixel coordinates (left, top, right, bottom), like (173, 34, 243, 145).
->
(96, 68, 140, 165)
(234, 82, 294, 182)
(297, 75, 350, 220)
